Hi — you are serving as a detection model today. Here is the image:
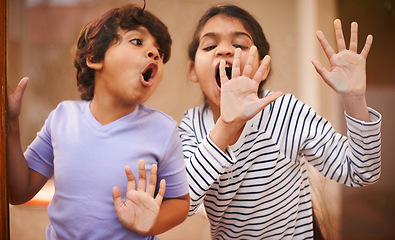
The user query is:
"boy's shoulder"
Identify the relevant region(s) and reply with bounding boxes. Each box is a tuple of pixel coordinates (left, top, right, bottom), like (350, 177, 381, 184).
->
(42, 100, 87, 126)
(138, 104, 177, 127)
(53, 100, 87, 113)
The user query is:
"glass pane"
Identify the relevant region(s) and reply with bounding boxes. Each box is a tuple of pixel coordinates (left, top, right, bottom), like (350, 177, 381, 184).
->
(7, 1, 200, 239)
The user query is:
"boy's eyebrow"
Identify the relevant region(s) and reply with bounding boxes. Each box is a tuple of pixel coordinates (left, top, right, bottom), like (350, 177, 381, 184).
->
(200, 31, 253, 41)
(125, 27, 147, 34)
(124, 27, 160, 46)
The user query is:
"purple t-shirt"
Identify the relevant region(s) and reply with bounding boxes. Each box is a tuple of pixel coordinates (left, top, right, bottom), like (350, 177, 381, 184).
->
(25, 101, 189, 240)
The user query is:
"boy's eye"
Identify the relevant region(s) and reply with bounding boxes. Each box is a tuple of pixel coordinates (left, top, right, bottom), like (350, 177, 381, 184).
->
(203, 45, 216, 51)
(157, 48, 164, 58)
(130, 39, 142, 45)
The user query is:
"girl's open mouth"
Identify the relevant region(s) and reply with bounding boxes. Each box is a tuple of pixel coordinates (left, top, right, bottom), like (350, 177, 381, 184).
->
(215, 62, 232, 88)
(141, 63, 158, 87)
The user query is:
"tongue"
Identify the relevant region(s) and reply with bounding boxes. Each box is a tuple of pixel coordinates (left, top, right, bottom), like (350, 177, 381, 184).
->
(143, 68, 152, 82)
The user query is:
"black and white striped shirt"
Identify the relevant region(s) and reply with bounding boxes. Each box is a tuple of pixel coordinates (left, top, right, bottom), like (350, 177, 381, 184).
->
(178, 91, 381, 239)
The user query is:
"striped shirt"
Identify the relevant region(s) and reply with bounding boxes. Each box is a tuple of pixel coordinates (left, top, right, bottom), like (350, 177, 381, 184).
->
(178, 91, 381, 239)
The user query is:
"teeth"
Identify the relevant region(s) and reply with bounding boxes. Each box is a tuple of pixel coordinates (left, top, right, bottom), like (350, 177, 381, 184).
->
(225, 63, 231, 68)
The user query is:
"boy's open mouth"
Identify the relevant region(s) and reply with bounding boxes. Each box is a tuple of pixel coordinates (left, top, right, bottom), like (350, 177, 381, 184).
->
(215, 62, 232, 88)
(141, 63, 158, 87)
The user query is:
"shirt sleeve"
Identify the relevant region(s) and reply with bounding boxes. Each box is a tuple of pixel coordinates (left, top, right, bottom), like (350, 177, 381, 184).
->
(157, 126, 190, 199)
(301, 107, 381, 187)
(179, 110, 237, 216)
(24, 111, 55, 179)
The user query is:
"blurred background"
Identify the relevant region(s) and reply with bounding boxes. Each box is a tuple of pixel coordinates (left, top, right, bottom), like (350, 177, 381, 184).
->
(6, 0, 395, 239)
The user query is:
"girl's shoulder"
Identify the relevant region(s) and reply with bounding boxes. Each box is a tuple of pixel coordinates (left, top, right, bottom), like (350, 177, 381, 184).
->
(182, 103, 209, 118)
(260, 89, 302, 106)
(259, 90, 317, 119)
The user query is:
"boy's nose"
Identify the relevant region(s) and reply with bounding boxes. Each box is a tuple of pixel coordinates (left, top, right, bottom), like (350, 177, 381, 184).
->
(146, 48, 159, 60)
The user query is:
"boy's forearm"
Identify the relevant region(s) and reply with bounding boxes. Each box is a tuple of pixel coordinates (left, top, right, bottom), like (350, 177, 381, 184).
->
(7, 119, 31, 204)
(146, 194, 190, 236)
(7, 119, 47, 205)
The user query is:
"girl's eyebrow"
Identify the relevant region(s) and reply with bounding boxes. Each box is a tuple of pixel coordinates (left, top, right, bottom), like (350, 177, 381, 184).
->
(234, 31, 253, 40)
(200, 31, 253, 41)
(200, 32, 216, 41)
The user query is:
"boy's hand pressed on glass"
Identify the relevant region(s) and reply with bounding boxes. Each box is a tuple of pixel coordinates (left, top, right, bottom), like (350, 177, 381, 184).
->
(113, 159, 165, 235)
(313, 19, 372, 122)
(7, 77, 29, 122)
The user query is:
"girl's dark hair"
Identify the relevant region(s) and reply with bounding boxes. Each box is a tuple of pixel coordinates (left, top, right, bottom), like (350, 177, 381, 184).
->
(73, 4, 172, 100)
(188, 4, 270, 62)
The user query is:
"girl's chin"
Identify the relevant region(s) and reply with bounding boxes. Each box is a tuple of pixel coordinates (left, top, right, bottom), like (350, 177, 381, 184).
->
(205, 97, 220, 109)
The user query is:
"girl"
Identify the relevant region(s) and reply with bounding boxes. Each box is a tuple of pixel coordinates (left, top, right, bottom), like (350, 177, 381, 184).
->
(179, 4, 381, 239)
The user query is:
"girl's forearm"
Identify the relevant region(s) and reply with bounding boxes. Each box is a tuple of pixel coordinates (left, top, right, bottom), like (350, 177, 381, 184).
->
(341, 94, 371, 122)
(209, 116, 244, 152)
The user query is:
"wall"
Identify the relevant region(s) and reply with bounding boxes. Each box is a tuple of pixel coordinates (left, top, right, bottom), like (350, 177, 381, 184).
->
(338, 0, 395, 239)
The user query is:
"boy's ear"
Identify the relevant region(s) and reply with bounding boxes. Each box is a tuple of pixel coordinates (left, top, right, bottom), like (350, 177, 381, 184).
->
(189, 62, 199, 83)
(86, 57, 103, 70)
(259, 58, 271, 81)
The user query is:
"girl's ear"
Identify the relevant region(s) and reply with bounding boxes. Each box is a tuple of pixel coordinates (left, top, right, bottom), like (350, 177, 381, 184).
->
(189, 62, 199, 83)
(259, 58, 271, 81)
(86, 57, 103, 70)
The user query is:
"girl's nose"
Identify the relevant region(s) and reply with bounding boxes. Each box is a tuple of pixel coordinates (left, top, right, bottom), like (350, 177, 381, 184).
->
(216, 44, 234, 57)
(146, 48, 159, 60)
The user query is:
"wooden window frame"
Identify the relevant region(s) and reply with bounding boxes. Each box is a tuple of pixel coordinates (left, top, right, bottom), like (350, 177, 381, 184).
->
(1, 0, 9, 239)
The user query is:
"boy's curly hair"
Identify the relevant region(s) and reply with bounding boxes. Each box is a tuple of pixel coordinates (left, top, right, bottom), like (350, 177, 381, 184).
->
(73, 4, 172, 100)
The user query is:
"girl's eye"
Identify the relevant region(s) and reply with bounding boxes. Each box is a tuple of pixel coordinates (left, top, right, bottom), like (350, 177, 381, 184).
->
(131, 39, 142, 45)
(233, 44, 248, 50)
(203, 45, 216, 51)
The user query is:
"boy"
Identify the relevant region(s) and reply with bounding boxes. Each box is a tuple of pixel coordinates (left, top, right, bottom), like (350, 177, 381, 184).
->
(7, 4, 189, 239)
